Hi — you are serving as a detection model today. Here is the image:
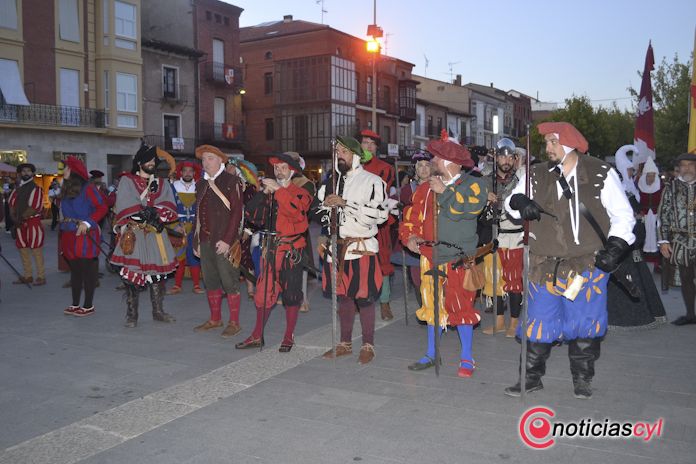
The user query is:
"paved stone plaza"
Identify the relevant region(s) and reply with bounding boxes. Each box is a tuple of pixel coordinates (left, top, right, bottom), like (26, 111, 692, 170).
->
(0, 227, 694, 463)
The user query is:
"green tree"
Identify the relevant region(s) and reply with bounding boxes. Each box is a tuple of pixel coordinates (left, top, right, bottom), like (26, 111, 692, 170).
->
(629, 53, 692, 165)
(522, 96, 635, 160)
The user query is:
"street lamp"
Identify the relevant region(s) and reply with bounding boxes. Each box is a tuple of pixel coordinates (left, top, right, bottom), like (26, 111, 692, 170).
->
(366, 23, 382, 132)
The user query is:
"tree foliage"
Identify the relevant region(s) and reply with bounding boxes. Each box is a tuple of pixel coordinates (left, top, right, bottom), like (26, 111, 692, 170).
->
(522, 96, 634, 160)
(520, 53, 692, 165)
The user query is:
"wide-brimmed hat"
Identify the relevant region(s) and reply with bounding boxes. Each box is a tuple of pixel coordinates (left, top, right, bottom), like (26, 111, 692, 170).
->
(269, 153, 302, 173)
(64, 157, 88, 180)
(16, 163, 36, 173)
(195, 144, 227, 163)
(89, 169, 105, 179)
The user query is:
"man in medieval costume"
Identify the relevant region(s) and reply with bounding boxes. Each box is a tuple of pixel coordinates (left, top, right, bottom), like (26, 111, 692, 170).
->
(235, 153, 313, 351)
(192, 145, 244, 338)
(314, 136, 388, 364)
(110, 145, 178, 327)
(480, 138, 524, 337)
(504, 122, 635, 399)
(167, 160, 203, 295)
(359, 129, 396, 321)
(658, 151, 696, 325)
(9, 163, 46, 285)
(400, 135, 487, 377)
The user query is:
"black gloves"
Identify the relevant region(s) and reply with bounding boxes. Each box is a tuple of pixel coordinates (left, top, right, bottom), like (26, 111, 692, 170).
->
(595, 236, 630, 273)
(509, 193, 542, 221)
(140, 206, 165, 233)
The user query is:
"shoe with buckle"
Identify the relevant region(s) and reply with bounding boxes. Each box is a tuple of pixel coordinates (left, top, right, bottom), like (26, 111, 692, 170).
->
(323, 342, 352, 359)
(192, 285, 205, 294)
(193, 320, 223, 332)
(34, 277, 46, 286)
(73, 306, 95, 317)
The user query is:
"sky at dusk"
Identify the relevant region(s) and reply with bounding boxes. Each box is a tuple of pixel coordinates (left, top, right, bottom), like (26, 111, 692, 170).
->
(225, 0, 695, 110)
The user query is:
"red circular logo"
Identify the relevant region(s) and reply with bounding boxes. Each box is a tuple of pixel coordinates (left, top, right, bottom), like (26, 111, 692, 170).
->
(519, 406, 555, 449)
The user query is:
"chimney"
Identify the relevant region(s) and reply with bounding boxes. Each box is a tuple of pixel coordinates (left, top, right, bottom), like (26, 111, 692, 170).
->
(283, 15, 293, 23)
(490, 82, 494, 88)
(453, 74, 462, 86)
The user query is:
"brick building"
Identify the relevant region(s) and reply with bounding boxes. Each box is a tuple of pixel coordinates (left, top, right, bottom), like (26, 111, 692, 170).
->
(0, 0, 144, 182)
(141, 0, 245, 156)
(239, 15, 416, 176)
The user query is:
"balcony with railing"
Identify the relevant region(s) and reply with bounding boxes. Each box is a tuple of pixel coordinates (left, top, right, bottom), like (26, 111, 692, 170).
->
(0, 102, 105, 129)
(199, 122, 246, 146)
(203, 62, 244, 88)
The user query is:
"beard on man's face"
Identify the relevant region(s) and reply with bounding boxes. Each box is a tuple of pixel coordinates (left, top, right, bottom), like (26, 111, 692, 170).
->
(141, 164, 156, 175)
(182, 174, 193, 182)
(337, 158, 349, 174)
(21, 174, 32, 182)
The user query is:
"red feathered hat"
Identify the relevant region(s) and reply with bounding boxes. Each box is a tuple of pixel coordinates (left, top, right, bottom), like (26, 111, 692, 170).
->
(175, 160, 201, 181)
(537, 122, 589, 154)
(426, 129, 474, 168)
(64, 156, 89, 180)
(359, 129, 381, 142)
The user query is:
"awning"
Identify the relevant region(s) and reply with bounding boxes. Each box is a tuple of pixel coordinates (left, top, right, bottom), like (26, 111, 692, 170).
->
(0, 59, 30, 106)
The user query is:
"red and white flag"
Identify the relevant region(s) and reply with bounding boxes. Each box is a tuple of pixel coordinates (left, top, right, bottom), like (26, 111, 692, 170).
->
(634, 42, 655, 163)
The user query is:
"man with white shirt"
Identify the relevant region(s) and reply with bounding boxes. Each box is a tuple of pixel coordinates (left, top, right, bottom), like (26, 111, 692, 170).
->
(314, 136, 388, 364)
(658, 151, 696, 326)
(504, 122, 635, 399)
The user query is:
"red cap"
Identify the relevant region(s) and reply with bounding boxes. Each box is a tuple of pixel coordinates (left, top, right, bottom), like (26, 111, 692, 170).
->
(64, 156, 89, 180)
(537, 122, 589, 154)
(175, 160, 201, 181)
(426, 140, 474, 168)
(359, 129, 381, 142)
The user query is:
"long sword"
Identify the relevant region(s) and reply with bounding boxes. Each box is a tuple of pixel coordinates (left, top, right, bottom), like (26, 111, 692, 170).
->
(330, 138, 338, 368)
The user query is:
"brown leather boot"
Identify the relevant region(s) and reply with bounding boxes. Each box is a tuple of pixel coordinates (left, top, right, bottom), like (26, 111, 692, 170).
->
(483, 315, 506, 335)
(506, 318, 519, 338)
(323, 342, 352, 359)
(380, 303, 394, 321)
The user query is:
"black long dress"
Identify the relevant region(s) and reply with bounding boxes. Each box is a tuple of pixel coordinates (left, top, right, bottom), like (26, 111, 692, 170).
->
(607, 221, 667, 331)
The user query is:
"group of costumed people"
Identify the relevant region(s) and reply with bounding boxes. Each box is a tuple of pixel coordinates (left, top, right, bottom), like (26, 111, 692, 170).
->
(41, 118, 695, 400)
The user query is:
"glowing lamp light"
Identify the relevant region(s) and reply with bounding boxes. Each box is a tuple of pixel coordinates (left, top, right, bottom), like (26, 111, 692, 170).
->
(366, 39, 380, 53)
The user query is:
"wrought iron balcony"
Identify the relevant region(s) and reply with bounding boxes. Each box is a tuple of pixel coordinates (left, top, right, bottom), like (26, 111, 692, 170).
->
(203, 62, 244, 88)
(199, 122, 246, 144)
(0, 102, 105, 128)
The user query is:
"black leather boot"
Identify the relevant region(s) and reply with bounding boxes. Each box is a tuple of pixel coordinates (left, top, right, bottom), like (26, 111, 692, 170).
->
(150, 281, 176, 323)
(568, 338, 601, 399)
(504, 342, 552, 397)
(124, 283, 139, 328)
